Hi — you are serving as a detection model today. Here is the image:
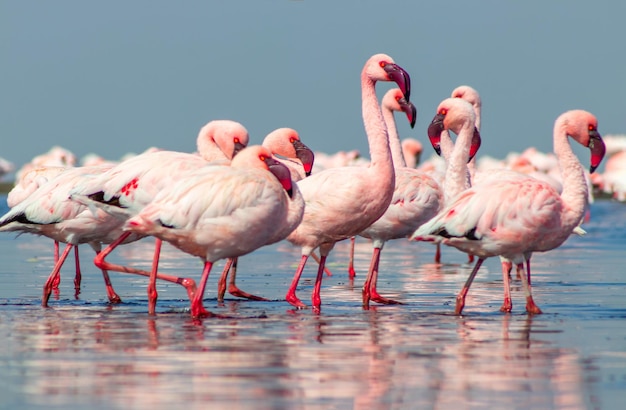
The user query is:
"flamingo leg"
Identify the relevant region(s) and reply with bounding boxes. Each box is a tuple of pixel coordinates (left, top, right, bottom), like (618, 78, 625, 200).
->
(42, 243, 73, 307)
(217, 258, 235, 302)
(147, 238, 162, 315)
(363, 247, 401, 309)
(95, 234, 197, 303)
(227, 257, 269, 301)
(311, 254, 327, 313)
(286, 255, 309, 309)
(51, 240, 61, 290)
(190, 261, 214, 318)
(500, 259, 513, 312)
(348, 236, 356, 279)
(434, 243, 441, 264)
(311, 251, 333, 277)
(455, 258, 485, 315)
(73, 246, 82, 298)
(518, 261, 542, 314)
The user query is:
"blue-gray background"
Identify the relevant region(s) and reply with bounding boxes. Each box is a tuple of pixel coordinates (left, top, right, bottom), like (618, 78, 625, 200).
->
(2, 1, 625, 171)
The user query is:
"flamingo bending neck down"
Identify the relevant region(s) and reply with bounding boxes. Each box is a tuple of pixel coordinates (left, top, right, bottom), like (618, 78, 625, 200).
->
(71, 120, 250, 314)
(216, 127, 313, 302)
(412, 108, 606, 314)
(122, 146, 298, 318)
(284, 53, 411, 312)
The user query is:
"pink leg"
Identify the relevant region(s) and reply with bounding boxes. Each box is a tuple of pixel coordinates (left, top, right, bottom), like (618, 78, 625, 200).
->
(362, 247, 401, 309)
(147, 238, 162, 315)
(73, 246, 82, 297)
(217, 258, 235, 302)
(311, 254, 327, 313)
(311, 252, 333, 277)
(518, 262, 542, 314)
(348, 236, 356, 279)
(42, 244, 73, 307)
(227, 257, 269, 301)
(95, 233, 197, 303)
(286, 255, 309, 309)
(455, 258, 484, 315)
(434, 243, 441, 263)
(190, 261, 214, 318)
(51, 241, 61, 290)
(500, 260, 513, 312)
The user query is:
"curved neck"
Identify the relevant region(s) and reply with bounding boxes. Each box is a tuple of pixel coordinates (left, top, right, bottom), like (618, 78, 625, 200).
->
(361, 75, 394, 182)
(553, 121, 589, 229)
(443, 124, 473, 204)
(381, 103, 407, 168)
(196, 134, 226, 162)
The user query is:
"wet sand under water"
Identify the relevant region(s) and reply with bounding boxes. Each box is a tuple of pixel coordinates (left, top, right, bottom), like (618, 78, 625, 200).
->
(0, 196, 625, 409)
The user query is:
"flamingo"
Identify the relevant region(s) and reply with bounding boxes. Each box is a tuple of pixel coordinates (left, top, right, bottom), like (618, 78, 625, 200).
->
(71, 119, 249, 314)
(412, 108, 606, 315)
(0, 165, 135, 306)
(216, 127, 313, 302)
(359, 88, 443, 308)
(284, 53, 411, 312)
(121, 146, 298, 318)
(401, 138, 423, 169)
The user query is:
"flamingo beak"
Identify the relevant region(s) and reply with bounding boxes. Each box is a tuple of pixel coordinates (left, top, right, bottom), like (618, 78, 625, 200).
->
(427, 113, 445, 156)
(588, 130, 605, 174)
(232, 140, 247, 158)
(399, 97, 417, 129)
(292, 140, 315, 177)
(468, 127, 481, 162)
(383, 64, 411, 101)
(266, 158, 293, 198)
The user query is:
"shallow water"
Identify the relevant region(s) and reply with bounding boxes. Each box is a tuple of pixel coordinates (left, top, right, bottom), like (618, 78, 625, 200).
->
(1, 195, 625, 410)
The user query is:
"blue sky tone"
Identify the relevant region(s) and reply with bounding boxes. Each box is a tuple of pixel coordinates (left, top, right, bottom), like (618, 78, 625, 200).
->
(2, 1, 625, 173)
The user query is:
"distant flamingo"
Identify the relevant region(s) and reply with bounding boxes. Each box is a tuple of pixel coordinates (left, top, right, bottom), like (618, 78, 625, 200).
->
(284, 53, 411, 312)
(71, 119, 249, 314)
(216, 128, 313, 302)
(412, 109, 606, 314)
(359, 88, 443, 308)
(122, 146, 298, 318)
(401, 138, 423, 169)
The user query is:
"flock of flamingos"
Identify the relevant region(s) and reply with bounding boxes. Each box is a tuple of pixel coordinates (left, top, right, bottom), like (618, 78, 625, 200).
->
(0, 53, 623, 319)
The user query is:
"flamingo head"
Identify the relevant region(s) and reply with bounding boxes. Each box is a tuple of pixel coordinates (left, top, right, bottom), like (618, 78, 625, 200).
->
(263, 128, 315, 177)
(428, 98, 478, 162)
(365, 54, 411, 101)
(383, 88, 417, 128)
(559, 110, 606, 174)
(232, 146, 294, 198)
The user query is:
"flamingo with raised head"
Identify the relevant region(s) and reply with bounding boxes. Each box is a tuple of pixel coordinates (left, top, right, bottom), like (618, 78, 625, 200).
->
(359, 88, 442, 308)
(121, 146, 298, 318)
(284, 53, 411, 312)
(216, 127, 313, 302)
(412, 108, 606, 314)
(71, 119, 249, 314)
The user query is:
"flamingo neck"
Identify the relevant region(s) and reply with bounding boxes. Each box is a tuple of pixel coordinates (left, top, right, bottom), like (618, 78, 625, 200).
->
(553, 121, 588, 229)
(443, 124, 473, 204)
(361, 75, 394, 187)
(381, 103, 407, 168)
(196, 135, 226, 162)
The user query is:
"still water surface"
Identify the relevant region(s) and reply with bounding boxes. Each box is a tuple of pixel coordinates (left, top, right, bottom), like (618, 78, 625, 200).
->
(0, 195, 625, 409)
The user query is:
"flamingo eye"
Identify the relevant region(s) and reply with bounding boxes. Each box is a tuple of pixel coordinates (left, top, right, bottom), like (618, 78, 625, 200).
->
(289, 137, 295, 143)
(588, 124, 596, 131)
(234, 137, 240, 144)
(440, 108, 448, 115)
(259, 155, 266, 161)
(379, 61, 387, 68)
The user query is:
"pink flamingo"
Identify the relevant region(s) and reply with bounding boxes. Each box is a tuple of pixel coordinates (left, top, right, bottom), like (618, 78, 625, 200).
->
(216, 127, 313, 302)
(359, 88, 443, 308)
(0, 165, 134, 306)
(71, 119, 249, 314)
(284, 53, 411, 312)
(121, 146, 298, 318)
(412, 108, 606, 314)
(401, 138, 423, 169)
